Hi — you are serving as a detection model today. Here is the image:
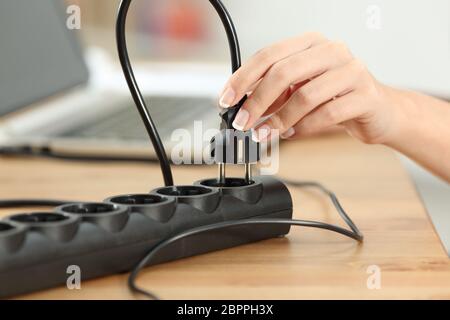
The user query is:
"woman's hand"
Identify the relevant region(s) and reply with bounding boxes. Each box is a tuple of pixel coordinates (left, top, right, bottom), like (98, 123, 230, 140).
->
(218, 32, 405, 145)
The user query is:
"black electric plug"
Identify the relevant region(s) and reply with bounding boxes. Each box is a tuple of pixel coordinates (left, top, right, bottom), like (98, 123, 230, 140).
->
(210, 128, 260, 186)
(219, 96, 247, 130)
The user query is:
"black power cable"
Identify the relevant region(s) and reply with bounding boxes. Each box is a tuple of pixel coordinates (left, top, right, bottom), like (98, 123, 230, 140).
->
(0, 145, 161, 164)
(115, 0, 243, 186)
(128, 180, 363, 299)
(208, 0, 242, 73)
(281, 179, 362, 237)
(131, 219, 362, 299)
(116, 0, 174, 186)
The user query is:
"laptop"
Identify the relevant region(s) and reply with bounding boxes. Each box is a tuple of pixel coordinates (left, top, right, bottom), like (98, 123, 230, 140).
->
(0, 0, 223, 160)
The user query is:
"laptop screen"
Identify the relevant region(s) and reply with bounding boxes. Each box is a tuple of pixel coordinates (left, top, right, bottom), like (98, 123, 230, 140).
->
(0, 0, 89, 117)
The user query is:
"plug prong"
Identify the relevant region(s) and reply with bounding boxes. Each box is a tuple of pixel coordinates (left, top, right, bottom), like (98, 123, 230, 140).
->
(218, 163, 226, 186)
(244, 163, 252, 184)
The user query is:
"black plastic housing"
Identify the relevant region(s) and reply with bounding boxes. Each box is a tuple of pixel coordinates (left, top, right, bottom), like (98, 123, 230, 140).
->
(210, 129, 260, 164)
(0, 176, 292, 298)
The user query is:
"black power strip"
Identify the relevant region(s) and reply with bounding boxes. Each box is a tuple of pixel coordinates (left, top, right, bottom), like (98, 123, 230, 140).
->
(0, 176, 293, 298)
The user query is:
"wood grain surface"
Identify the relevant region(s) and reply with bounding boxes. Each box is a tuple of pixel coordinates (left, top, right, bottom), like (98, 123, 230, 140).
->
(1, 133, 449, 299)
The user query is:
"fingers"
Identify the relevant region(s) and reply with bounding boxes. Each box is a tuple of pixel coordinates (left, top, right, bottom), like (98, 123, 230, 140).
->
(235, 41, 353, 130)
(219, 32, 327, 108)
(253, 59, 365, 140)
(261, 81, 309, 117)
(288, 93, 366, 139)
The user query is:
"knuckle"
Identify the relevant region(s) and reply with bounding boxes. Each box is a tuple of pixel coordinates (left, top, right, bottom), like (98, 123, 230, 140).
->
(268, 113, 288, 132)
(331, 40, 350, 56)
(365, 80, 380, 96)
(269, 62, 290, 83)
(227, 79, 239, 92)
(295, 121, 313, 136)
(293, 87, 314, 106)
(348, 59, 373, 88)
(323, 105, 339, 122)
(227, 75, 245, 93)
(349, 58, 367, 74)
(305, 31, 327, 43)
(255, 47, 273, 64)
(247, 92, 264, 112)
(358, 132, 381, 145)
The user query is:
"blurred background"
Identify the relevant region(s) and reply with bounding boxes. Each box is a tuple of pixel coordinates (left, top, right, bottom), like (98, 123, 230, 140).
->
(0, 0, 448, 152)
(69, 0, 449, 97)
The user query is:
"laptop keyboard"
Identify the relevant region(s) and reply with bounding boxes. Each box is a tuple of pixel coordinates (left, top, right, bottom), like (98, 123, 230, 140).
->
(60, 96, 217, 141)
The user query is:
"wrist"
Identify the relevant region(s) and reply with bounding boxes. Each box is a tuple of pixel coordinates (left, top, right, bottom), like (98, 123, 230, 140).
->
(381, 86, 421, 151)
(379, 87, 450, 182)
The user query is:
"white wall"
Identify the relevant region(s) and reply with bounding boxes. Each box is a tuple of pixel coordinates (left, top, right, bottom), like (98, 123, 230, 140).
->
(216, 0, 449, 98)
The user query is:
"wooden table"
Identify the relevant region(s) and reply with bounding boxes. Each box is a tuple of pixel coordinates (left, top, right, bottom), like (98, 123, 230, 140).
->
(1, 133, 449, 299)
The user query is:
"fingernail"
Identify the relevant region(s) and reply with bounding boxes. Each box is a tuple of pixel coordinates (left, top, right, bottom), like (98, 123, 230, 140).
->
(251, 129, 259, 142)
(280, 127, 295, 139)
(232, 109, 249, 130)
(253, 125, 271, 142)
(219, 87, 236, 108)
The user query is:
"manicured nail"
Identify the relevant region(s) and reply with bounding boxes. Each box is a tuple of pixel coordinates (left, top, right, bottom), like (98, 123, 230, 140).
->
(251, 129, 259, 142)
(219, 87, 236, 108)
(280, 127, 295, 139)
(232, 109, 249, 130)
(253, 125, 271, 142)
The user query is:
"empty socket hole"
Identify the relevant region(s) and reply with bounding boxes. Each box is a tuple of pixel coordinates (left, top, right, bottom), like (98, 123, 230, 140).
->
(157, 186, 212, 197)
(0, 222, 15, 232)
(201, 178, 255, 188)
(10, 213, 68, 223)
(110, 194, 164, 205)
(62, 203, 117, 215)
